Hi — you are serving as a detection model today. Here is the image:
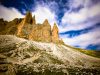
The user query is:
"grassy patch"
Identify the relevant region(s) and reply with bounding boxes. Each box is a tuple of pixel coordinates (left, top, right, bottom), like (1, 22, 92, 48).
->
(64, 44, 100, 58)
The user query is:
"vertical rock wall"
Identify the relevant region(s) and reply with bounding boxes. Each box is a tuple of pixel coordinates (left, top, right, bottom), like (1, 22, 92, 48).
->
(0, 11, 63, 44)
(17, 11, 35, 39)
(52, 23, 59, 43)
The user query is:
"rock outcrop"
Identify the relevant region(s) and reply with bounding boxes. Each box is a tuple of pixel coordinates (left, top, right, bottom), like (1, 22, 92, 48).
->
(29, 19, 51, 42)
(0, 11, 63, 44)
(5, 18, 22, 35)
(0, 18, 8, 33)
(17, 11, 35, 39)
(32, 15, 36, 25)
(0, 18, 22, 35)
(52, 23, 59, 43)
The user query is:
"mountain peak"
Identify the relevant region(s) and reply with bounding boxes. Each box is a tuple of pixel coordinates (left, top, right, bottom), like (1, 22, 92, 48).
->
(53, 23, 58, 29)
(0, 11, 63, 44)
(52, 23, 59, 33)
(24, 11, 33, 24)
(32, 15, 36, 25)
(52, 23, 59, 43)
(43, 19, 50, 26)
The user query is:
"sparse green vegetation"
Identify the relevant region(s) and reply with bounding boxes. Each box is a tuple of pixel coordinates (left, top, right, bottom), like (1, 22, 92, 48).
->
(74, 47, 100, 58)
(64, 44, 100, 58)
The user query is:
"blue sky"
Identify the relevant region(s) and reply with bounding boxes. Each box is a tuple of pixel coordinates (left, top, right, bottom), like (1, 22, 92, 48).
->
(0, 0, 100, 50)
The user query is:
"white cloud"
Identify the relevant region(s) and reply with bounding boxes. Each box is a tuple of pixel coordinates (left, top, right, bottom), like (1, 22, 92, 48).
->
(62, 27, 100, 49)
(68, 0, 85, 8)
(62, 10, 88, 25)
(60, 3, 100, 33)
(0, 4, 24, 21)
(0, 4, 57, 27)
(32, 5, 57, 27)
(62, 3, 100, 25)
(68, 0, 94, 8)
(59, 15, 100, 33)
(60, 1, 100, 50)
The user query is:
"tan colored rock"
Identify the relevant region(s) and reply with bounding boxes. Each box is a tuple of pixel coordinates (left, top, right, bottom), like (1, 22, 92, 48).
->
(0, 18, 22, 35)
(42, 19, 52, 42)
(43, 19, 50, 26)
(51, 23, 59, 43)
(32, 15, 36, 25)
(0, 11, 64, 44)
(24, 11, 33, 24)
(29, 19, 52, 42)
(17, 11, 34, 39)
(0, 18, 8, 34)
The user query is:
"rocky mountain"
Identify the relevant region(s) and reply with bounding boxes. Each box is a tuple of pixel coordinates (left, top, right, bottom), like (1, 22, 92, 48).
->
(0, 18, 22, 35)
(0, 12, 100, 75)
(29, 19, 52, 42)
(0, 18, 8, 32)
(17, 11, 36, 39)
(0, 11, 63, 44)
(0, 35, 100, 75)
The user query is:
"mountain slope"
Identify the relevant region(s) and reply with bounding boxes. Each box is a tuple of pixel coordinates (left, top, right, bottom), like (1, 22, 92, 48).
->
(63, 44, 100, 58)
(0, 35, 100, 75)
(0, 35, 100, 66)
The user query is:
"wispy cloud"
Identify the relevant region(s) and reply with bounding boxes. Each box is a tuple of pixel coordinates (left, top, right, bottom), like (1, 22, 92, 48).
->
(62, 27, 100, 50)
(0, 4, 24, 21)
(61, 2, 100, 25)
(59, 0, 100, 50)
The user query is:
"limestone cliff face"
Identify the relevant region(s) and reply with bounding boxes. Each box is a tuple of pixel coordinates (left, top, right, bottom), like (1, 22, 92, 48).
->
(29, 19, 51, 42)
(42, 19, 51, 42)
(24, 11, 33, 24)
(51, 23, 59, 43)
(17, 11, 36, 39)
(0, 11, 63, 44)
(0, 18, 8, 33)
(0, 18, 22, 35)
(32, 15, 36, 25)
(6, 18, 22, 35)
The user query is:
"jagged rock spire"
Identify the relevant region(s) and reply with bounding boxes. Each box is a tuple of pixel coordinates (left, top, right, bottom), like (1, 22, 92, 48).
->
(32, 15, 36, 25)
(43, 19, 50, 26)
(52, 23, 59, 34)
(17, 11, 33, 38)
(52, 23, 59, 43)
(53, 23, 58, 30)
(16, 12, 63, 43)
(24, 11, 33, 24)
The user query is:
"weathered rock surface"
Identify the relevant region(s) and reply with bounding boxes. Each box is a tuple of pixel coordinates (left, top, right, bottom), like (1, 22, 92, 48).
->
(0, 35, 100, 75)
(17, 11, 34, 39)
(52, 23, 59, 43)
(29, 19, 51, 42)
(0, 54, 16, 75)
(6, 18, 22, 35)
(0, 11, 63, 44)
(0, 18, 8, 33)
(0, 18, 22, 35)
